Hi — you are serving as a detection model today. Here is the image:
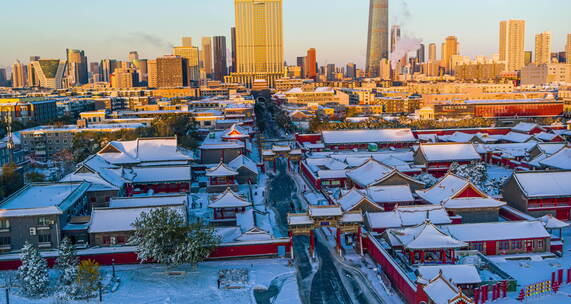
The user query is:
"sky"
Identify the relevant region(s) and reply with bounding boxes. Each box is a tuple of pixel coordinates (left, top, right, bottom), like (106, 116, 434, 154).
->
(1, 0, 570, 70)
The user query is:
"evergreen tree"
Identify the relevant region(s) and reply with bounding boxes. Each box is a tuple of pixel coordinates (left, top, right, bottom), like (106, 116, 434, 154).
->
(76, 259, 101, 299)
(131, 208, 220, 267)
(56, 238, 79, 286)
(17, 242, 49, 297)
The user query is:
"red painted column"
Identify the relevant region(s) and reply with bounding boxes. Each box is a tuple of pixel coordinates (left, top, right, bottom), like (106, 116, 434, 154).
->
(420, 251, 425, 264)
(473, 287, 480, 304)
(501, 280, 507, 298)
(441, 249, 447, 264)
(481, 285, 488, 303)
(409, 250, 415, 265)
(309, 230, 315, 258)
(289, 231, 294, 259)
(552, 271, 556, 285)
(567, 268, 571, 284)
(558, 268, 564, 284)
(357, 226, 363, 256)
(336, 228, 342, 255)
(451, 249, 456, 263)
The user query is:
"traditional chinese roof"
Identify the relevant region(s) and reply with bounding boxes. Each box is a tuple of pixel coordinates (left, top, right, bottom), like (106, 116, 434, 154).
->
(366, 205, 452, 230)
(386, 220, 467, 250)
(208, 188, 251, 208)
(345, 158, 412, 188)
(308, 205, 343, 217)
(205, 162, 239, 177)
(417, 143, 481, 163)
(539, 147, 571, 170)
(221, 124, 249, 139)
(512, 170, 571, 198)
(228, 154, 258, 174)
(421, 271, 462, 304)
(321, 129, 416, 145)
(538, 214, 570, 229)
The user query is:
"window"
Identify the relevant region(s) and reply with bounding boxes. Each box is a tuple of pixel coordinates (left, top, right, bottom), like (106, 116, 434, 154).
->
(38, 217, 52, 226)
(117, 236, 126, 244)
(499, 241, 510, 250)
(0, 237, 10, 246)
(512, 240, 523, 250)
(470, 242, 484, 252)
(38, 234, 51, 243)
(535, 239, 544, 249)
(0, 220, 9, 229)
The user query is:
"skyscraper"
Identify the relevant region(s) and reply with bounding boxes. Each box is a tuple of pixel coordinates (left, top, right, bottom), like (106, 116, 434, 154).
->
(524, 51, 533, 65)
(147, 59, 158, 88)
(31, 59, 67, 89)
(296, 56, 305, 79)
(365, 0, 389, 77)
(99, 59, 118, 83)
(227, 0, 284, 87)
(231, 27, 237, 73)
(565, 34, 571, 64)
(442, 36, 459, 72)
(156, 55, 188, 88)
(173, 38, 201, 83)
(11, 60, 26, 88)
(212, 36, 228, 81)
(499, 19, 526, 71)
(129, 51, 140, 62)
(182, 37, 193, 47)
(27, 56, 40, 87)
(428, 43, 437, 62)
(346, 63, 357, 79)
(534, 31, 551, 64)
(201, 37, 213, 77)
(391, 25, 401, 53)
(306, 48, 317, 79)
(66, 49, 88, 85)
(417, 44, 425, 63)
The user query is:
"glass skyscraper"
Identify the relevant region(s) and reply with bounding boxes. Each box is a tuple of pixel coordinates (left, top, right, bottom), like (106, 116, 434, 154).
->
(365, 0, 389, 78)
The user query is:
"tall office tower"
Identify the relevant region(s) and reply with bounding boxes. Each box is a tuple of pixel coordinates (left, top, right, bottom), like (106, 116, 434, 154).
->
(147, 59, 158, 88)
(201, 37, 213, 77)
(326, 63, 336, 81)
(212, 36, 228, 81)
(31, 59, 67, 89)
(565, 34, 571, 64)
(129, 51, 140, 62)
(66, 49, 88, 85)
(524, 51, 533, 65)
(296, 56, 305, 78)
(132, 59, 148, 83)
(99, 59, 118, 83)
(305, 48, 317, 79)
(0, 68, 6, 85)
(442, 36, 459, 73)
(346, 63, 357, 79)
(228, 0, 284, 87)
(428, 43, 437, 62)
(89, 62, 100, 82)
(417, 44, 425, 63)
(156, 55, 188, 88)
(390, 25, 401, 53)
(230, 27, 237, 73)
(27, 56, 40, 87)
(11, 60, 26, 88)
(182, 37, 193, 47)
(534, 31, 551, 64)
(499, 19, 526, 71)
(365, 0, 389, 77)
(173, 38, 201, 83)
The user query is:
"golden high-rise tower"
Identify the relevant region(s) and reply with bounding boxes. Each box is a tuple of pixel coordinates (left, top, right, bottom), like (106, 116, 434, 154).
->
(428, 43, 437, 62)
(442, 36, 459, 72)
(565, 34, 571, 64)
(534, 31, 552, 64)
(226, 0, 283, 88)
(499, 20, 526, 71)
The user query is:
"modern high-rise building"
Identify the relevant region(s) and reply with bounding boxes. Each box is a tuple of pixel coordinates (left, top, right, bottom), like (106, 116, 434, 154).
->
(499, 19, 526, 71)
(226, 0, 284, 87)
(230, 27, 237, 73)
(99, 59, 118, 83)
(89, 62, 100, 83)
(365, 0, 389, 77)
(534, 31, 551, 64)
(212, 36, 228, 81)
(346, 63, 357, 79)
(31, 59, 67, 89)
(66, 49, 88, 86)
(147, 59, 158, 88)
(428, 43, 437, 62)
(27, 56, 40, 87)
(11, 60, 26, 88)
(173, 38, 201, 83)
(306, 48, 317, 79)
(182, 37, 193, 47)
(565, 33, 571, 64)
(524, 51, 533, 65)
(156, 55, 188, 88)
(132, 59, 148, 84)
(110, 67, 138, 89)
(417, 44, 425, 63)
(296, 56, 305, 79)
(0, 69, 7, 86)
(201, 37, 213, 77)
(390, 25, 401, 53)
(129, 51, 140, 62)
(442, 36, 459, 73)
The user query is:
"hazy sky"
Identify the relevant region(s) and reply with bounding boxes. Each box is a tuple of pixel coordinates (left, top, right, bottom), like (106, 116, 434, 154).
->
(1, 0, 570, 69)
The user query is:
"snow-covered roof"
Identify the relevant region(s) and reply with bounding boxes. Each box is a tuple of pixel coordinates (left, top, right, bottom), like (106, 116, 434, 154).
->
(341, 212, 364, 223)
(272, 145, 291, 152)
(127, 166, 191, 183)
(338, 188, 371, 211)
(0, 182, 90, 217)
(416, 174, 477, 204)
(442, 197, 506, 210)
(366, 185, 414, 203)
(512, 122, 543, 133)
(228, 154, 258, 174)
(513, 171, 571, 198)
(345, 159, 395, 187)
(205, 162, 239, 177)
(417, 265, 482, 285)
(439, 132, 497, 144)
(535, 132, 561, 142)
(209, 189, 251, 208)
(321, 129, 416, 145)
(98, 138, 192, 165)
(317, 169, 349, 179)
(387, 220, 467, 250)
(287, 214, 314, 226)
(109, 194, 187, 208)
(536, 143, 566, 155)
(88, 205, 186, 233)
(539, 147, 571, 170)
(366, 205, 452, 230)
(495, 131, 536, 143)
(235, 227, 273, 242)
(308, 205, 343, 217)
(422, 273, 460, 304)
(444, 221, 550, 242)
(199, 131, 245, 150)
(221, 124, 249, 139)
(538, 214, 570, 229)
(418, 143, 481, 162)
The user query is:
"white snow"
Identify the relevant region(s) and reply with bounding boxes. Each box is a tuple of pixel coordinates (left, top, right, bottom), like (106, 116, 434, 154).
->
(321, 129, 416, 145)
(209, 189, 251, 208)
(444, 221, 550, 242)
(417, 264, 482, 285)
(345, 158, 395, 187)
(99, 138, 192, 164)
(308, 205, 343, 217)
(422, 275, 459, 304)
(206, 162, 239, 177)
(513, 171, 571, 198)
(366, 205, 452, 230)
(539, 147, 571, 170)
(88, 205, 186, 233)
(366, 185, 414, 203)
(127, 166, 191, 183)
(418, 143, 481, 162)
(109, 194, 188, 208)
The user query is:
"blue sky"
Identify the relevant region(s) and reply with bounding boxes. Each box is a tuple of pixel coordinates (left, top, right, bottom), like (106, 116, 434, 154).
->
(1, 0, 570, 69)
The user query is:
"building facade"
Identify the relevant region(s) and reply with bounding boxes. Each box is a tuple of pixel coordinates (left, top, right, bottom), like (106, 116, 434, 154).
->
(365, 0, 389, 77)
(499, 19, 525, 71)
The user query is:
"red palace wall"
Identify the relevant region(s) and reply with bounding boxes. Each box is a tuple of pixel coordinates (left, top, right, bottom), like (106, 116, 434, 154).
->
(474, 103, 563, 118)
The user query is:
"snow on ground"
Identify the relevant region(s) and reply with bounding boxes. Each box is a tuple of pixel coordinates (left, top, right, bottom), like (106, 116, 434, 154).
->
(0, 259, 299, 304)
(486, 164, 513, 180)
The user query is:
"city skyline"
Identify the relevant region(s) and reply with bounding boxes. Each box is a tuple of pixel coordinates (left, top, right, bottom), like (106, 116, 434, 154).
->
(1, 0, 571, 69)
